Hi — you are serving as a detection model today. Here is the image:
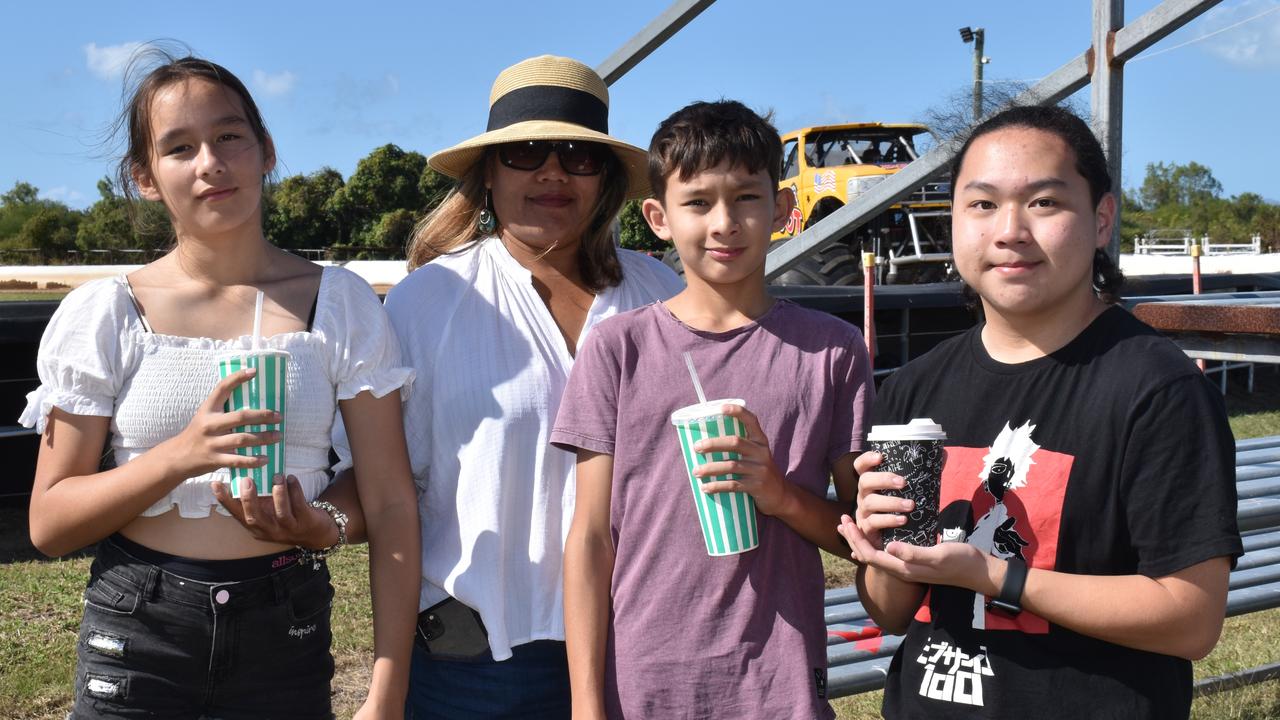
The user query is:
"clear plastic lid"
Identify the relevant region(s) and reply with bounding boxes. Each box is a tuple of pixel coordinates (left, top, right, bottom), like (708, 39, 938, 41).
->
(867, 418, 946, 441)
(669, 398, 746, 425)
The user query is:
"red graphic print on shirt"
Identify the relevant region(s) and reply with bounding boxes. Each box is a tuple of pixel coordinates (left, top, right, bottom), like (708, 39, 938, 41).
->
(913, 421, 1074, 634)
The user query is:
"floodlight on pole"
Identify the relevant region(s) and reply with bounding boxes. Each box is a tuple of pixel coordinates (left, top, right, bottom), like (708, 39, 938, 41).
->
(959, 26, 985, 122)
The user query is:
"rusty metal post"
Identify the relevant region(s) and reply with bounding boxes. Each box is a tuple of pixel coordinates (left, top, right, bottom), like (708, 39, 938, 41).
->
(863, 252, 877, 369)
(1192, 243, 1205, 371)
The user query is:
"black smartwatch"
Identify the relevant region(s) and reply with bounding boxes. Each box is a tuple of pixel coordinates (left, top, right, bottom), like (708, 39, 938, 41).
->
(986, 556, 1028, 616)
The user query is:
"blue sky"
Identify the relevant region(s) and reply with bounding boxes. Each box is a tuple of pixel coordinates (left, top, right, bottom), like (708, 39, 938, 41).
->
(4, 0, 1278, 209)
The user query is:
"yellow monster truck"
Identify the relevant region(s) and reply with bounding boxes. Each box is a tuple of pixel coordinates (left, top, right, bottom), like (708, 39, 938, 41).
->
(771, 123, 953, 285)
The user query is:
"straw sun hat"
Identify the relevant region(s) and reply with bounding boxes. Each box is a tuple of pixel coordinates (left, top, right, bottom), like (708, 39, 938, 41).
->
(428, 55, 650, 199)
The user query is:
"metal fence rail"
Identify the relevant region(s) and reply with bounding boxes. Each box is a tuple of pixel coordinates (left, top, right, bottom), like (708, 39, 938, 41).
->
(825, 434, 1280, 699)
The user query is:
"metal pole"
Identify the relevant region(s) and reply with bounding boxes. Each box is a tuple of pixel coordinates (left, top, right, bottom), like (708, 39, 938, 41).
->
(973, 29, 985, 122)
(1192, 244, 1205, 371)
(595, 0, 717, 86)
(765, 0, 1222, 282)
(863, 252, 877, 368)
(1092, 0, 1125, 260)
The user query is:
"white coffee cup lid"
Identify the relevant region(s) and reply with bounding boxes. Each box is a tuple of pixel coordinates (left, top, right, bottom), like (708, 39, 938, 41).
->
(669, 399, 745, 425)
(867, 418, 946, 441)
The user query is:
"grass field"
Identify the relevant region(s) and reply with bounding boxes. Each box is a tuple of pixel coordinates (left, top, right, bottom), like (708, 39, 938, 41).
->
(1, 365, 1276, 719)
(0, 291, 68, 302)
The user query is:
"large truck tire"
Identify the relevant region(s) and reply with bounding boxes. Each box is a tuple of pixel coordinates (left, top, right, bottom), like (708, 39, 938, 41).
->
(664, 240, 866, 286)
(771, 243, 864, 286)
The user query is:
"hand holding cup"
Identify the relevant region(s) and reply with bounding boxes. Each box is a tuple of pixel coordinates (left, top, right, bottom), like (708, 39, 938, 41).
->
(213, 474, 339, 549)
(671, 398, 760, 556)
(848, 449, 916, 552)
(159, 368, 280, 481)
(865, 419, 946, 547)
(217, 349, 289, 497)
(692, 403, 788, 515)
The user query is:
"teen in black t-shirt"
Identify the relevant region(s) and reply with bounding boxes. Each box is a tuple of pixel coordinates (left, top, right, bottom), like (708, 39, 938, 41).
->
(837, 106, 1242, 719)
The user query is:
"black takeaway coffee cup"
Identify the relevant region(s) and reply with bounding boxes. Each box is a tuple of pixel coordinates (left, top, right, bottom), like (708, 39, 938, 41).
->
(867, 419, 947, 546)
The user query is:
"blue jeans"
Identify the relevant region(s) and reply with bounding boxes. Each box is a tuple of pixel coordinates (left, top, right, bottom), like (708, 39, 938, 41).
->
(70, 536, 335, 719)
(405, 639, 571, 719)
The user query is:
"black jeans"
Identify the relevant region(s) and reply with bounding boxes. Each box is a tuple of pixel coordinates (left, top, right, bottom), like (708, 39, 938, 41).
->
(70, 536, 335, 719)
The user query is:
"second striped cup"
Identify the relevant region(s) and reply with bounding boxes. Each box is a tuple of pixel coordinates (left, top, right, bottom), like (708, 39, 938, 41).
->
(217, 349, 289, 498)
(671, 399, 759, 556)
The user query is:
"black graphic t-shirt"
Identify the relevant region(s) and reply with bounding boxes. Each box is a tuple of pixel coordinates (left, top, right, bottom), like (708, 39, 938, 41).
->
(876, 306, 1242, 720)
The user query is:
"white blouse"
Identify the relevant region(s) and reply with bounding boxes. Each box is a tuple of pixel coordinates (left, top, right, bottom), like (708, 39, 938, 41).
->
(22, 265, 413, 518)
(334, 237, 684, 660)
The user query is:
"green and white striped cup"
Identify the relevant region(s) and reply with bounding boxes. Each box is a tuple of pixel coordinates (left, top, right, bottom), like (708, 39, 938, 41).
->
(671, 399, 759, 556)
(217, 350, 288, 498)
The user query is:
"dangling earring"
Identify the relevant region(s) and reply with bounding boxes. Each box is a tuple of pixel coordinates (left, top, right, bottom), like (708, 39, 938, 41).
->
(1091, 248, 1107, 293)
(477, 190, 496, 234)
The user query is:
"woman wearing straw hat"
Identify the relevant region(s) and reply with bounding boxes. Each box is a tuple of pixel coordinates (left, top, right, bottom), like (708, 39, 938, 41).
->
(332, 55, 683, 718)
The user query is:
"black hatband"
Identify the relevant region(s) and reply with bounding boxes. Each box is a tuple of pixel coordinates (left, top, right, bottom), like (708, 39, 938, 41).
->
(486, 85, 608, 134)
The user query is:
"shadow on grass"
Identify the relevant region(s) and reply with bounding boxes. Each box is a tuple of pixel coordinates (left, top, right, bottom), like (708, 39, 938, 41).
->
(1221, 364, 1280, 413)
(0, 498, 92, 564)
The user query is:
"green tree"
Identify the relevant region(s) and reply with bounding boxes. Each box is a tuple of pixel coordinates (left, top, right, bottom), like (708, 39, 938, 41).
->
(1117, 189, 1147, 252)
(328, 145, 429, 244)
(1126, 162, 1278, 249)
(266, 168, 345, 249)
(1138, 161, 1222, 209)
(2, 181, 39, 206)
(133, 200, 176, 252)
(355, 208, 417, 256)
(618, 199, 667, 254)
(0, 181, 49, 241)
(76, 179, 135, 254)
(74, 178, 172, 259)
(17, 205, 81, 261)
(418, 165, 454, 214)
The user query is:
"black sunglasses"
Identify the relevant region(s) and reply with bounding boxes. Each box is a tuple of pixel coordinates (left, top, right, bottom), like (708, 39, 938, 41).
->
(496, 140, 610, 176)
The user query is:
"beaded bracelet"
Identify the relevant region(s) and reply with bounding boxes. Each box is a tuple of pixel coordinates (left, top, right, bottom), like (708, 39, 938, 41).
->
(299, 500, 348, 569)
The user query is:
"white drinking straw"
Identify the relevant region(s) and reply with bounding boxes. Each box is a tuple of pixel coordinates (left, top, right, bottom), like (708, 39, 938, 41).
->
(251, 290, 264, 353)
(682, 351, 707, 405)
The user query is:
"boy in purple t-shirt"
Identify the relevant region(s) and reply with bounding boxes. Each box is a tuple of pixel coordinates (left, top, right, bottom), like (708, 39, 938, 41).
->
(552, 100, 874, 719)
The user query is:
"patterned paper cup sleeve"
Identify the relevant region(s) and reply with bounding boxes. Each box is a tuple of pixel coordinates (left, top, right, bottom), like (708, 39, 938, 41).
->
(872, 438, 945, 546)
(217, 351, 288, 498)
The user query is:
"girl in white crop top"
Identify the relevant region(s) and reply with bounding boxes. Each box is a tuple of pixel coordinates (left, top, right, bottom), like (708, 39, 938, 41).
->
(22, 52, 419, 718)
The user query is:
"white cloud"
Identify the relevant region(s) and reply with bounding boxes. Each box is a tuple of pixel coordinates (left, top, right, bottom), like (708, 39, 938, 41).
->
(42, 187, 85, 205)
(1201, 0, 1280, 68)
(253, 69, 297, 97)
(84, 41, 143, 81)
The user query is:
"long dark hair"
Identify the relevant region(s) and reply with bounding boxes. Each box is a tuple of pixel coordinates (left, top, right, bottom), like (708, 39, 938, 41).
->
(112, 47, 272, 234)
(950, 105, 1124, 303)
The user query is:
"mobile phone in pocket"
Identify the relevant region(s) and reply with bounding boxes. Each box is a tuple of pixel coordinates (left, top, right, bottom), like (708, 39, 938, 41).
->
(416, 597, 490, 661)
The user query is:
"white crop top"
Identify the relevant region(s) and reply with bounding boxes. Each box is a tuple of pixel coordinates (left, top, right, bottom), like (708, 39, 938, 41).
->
(20, 265, 413, 518)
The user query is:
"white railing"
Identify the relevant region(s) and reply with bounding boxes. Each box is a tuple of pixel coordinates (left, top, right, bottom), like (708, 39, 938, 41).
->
(1134, 234, 1196, 255)
(1134, 234, 1263, 256)
(1202, 234, 1262, 256)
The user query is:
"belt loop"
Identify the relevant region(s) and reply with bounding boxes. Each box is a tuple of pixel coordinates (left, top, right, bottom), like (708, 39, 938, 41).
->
(271, 570, 287, 605)
(143, 565, 161, 602)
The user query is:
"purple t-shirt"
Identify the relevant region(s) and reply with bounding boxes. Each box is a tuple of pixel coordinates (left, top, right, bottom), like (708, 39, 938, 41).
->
(551, 300, 873, 720)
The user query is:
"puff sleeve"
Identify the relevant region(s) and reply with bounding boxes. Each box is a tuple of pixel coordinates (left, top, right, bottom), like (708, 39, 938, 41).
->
(318, 267, 414, 403)
(322, 268, 414, 475)
(19, 278, 132, 434)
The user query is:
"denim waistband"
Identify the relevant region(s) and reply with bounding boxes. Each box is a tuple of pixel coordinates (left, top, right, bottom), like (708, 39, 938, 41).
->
(97, 535, 322, 613)
(108, 533, 301, 582)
